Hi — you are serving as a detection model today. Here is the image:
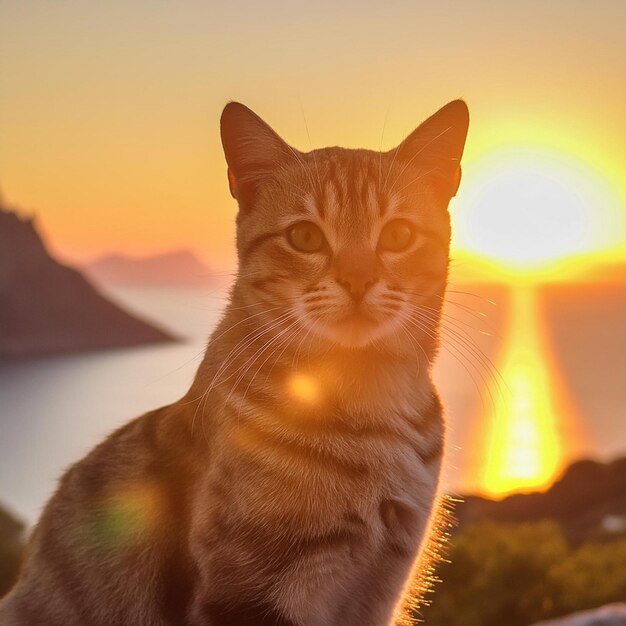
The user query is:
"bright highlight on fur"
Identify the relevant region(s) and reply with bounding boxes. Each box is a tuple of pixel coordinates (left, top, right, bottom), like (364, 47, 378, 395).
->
(288, 373, 319, 404)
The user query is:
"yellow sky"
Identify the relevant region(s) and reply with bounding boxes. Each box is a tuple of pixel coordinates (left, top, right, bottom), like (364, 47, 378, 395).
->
(1, 1, 625, 271)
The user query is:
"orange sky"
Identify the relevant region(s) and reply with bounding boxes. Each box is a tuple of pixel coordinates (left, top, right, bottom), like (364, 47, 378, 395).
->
(1, 1, 625, 272)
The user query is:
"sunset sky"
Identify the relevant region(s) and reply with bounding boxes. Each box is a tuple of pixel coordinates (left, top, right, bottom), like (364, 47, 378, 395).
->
(1, 2, 625, 503)
(1, 1, 625, 273)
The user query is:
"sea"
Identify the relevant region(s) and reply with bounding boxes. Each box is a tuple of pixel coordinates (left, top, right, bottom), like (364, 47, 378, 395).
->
(1, 281, 624, 525)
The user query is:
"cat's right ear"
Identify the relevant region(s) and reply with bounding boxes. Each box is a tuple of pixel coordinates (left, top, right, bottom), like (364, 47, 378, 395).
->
(220, 102, 293, 207)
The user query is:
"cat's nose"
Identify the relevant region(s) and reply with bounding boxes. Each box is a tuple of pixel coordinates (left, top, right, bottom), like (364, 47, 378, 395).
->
(337, 275, 377, 299)
(335, 247, 379, 300)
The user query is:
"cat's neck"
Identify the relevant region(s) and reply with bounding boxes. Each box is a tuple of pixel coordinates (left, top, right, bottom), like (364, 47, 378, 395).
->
(186, 298, 433, 422)
(296, 347, 432, 414)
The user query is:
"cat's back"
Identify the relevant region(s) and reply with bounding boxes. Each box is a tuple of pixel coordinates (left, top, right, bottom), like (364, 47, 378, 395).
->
(0, 403, 201, 626)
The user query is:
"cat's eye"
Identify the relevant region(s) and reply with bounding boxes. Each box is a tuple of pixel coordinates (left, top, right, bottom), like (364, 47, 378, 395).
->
(287, 221, 326, 253)
(378, 219, 416, 252)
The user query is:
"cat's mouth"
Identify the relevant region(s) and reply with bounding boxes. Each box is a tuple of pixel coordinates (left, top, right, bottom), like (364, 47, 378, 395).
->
(340, 308, 375, 324)
(327, 308, 387, 348)
(301, 295, 399, 349)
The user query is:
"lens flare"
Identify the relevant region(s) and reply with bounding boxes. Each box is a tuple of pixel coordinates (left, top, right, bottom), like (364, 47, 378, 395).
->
(288, 373, 319, 404)
(89, 481, 163, 548)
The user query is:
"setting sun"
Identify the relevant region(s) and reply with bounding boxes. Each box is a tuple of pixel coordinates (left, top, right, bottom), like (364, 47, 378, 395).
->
(452, 147, 625, 276)
(1, 3, 626, 624)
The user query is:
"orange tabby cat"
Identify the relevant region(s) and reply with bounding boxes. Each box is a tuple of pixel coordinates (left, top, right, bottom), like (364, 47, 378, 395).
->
(0, 99, 469, 625)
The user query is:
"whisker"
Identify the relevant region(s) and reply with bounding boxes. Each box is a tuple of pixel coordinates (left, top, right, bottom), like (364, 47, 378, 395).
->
(412, 305, 508, 401)
(390, 167, 439, 197)
(403, 311, 495, 413)
(378, 104, 391, 189)
(386, 125, 453, 194)
(190, 310, 295, 436)
(298, 95, 322, 193)
(201, 312, 298, 437)
(224, 317, 300, 415)
(280, 142, 318, 195)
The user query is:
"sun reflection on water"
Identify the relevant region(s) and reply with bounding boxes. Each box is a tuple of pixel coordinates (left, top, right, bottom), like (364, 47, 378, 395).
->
(481, 287, 573, 497)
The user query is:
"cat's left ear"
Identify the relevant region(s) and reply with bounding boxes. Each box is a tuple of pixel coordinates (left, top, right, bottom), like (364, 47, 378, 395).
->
(220, 102, 295, 207)
(393, 100, 469, 200)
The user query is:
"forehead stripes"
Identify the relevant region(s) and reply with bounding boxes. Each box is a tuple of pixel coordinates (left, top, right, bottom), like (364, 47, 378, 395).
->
(306, 152, 391, 242)
(239, 147, 448, 263)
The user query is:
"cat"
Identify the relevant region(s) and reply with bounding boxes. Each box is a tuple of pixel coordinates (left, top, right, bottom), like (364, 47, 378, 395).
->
(0, 99, 469, 625)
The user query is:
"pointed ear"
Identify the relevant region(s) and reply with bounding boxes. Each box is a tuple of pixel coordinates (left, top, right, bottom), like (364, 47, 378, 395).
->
(393, 99, 469, 199)
(220, 102, 294, 206)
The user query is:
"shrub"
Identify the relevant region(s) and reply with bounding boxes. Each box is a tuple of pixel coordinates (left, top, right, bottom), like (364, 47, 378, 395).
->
(418, 521, 626, 626)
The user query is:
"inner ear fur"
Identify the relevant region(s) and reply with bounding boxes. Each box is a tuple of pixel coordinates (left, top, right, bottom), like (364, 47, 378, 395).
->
(392, 99, 469, 199)
(220, 102, 298, 206)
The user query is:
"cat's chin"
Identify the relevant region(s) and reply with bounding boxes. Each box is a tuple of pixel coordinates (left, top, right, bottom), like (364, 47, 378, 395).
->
(320, 313, 396, 350)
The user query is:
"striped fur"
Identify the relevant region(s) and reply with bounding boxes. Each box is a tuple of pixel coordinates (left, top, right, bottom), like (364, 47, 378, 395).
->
(0, 100, 469, 625)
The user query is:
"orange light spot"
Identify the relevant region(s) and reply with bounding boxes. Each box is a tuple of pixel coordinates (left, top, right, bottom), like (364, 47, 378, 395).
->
(288, 373, 319, 404)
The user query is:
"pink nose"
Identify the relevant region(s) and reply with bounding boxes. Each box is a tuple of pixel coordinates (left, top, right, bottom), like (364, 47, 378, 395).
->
(334, 247, 379, 299)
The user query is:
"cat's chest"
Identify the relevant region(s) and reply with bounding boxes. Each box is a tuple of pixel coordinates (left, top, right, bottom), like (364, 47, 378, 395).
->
(190, 407, 442, 608)
(206, 407, 442, 546)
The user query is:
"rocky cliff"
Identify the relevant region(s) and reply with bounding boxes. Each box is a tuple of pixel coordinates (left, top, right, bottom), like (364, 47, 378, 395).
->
(0, 205, 175, 358)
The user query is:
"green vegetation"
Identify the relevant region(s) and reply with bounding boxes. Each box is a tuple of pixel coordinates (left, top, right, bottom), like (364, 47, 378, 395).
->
(417, 520, 626, 626)
(2, 504, 626, 623)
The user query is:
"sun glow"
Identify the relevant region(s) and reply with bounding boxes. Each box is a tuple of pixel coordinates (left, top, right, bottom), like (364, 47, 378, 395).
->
(447, 144, 616, 495)
(452, 147, 626, 277)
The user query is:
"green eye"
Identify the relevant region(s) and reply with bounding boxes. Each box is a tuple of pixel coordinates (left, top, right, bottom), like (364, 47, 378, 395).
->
(287, 221, 325, 252)
(378, 219, 415, 252)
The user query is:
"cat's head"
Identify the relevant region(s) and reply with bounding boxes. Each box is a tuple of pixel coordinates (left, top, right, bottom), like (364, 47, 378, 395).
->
(220, 101, 468, 353)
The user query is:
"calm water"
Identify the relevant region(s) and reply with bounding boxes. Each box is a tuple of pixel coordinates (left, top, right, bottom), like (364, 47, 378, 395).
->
(1, 282, 624, 524)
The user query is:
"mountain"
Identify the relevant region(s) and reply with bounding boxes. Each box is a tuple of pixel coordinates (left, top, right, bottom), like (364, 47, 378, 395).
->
(0, 204, 175, 358)
(84, 249, 217, 287)
(455, 457, 626, 545)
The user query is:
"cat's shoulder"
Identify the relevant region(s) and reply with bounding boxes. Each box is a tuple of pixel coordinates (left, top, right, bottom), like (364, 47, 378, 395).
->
(44, 403, 199, 519)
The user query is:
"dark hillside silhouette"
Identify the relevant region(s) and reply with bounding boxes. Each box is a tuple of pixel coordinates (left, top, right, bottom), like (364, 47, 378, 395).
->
(456, 457, 626, 544)
(0, 203, 175, 358)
